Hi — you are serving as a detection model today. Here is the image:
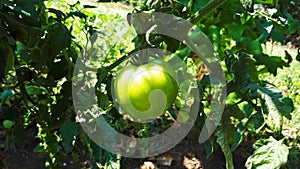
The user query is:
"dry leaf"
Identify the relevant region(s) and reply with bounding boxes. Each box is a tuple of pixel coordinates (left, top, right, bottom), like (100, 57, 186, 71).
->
(183, 153, 203, 169)
(140, 161, 158, 169)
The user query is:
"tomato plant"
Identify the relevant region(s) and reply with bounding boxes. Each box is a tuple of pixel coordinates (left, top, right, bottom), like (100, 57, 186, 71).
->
(113, 59, 178, 121)
(124, 0, 299, 168)
(0, 0, 299, 168)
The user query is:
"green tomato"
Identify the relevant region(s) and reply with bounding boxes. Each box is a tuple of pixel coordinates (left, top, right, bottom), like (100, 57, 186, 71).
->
(113, 59, 179, 121)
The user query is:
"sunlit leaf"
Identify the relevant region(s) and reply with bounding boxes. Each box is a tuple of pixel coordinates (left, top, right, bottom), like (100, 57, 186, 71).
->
(245, 137, 289, 169)
(226, 92, 241, 105)
(259, 84, 284, 133)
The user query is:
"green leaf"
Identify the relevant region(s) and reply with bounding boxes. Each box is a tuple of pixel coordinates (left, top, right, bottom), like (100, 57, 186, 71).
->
(254, 54, 289, 76)
(96, 91, 110, 108)
(226, 92, 241, 105)
(228, 0, 245, 13)
(227, 23, 245, 42)
(245, 137, 289, 169)
(284, 50, 293, 63)
(216, 129, 234, 169)
(0, 0, 12, 9)
(0, 39, 15, 77)
(179, 105, 191, 123)
(40, 23, 71, 64)
(47, 56, 69, 80)
(225, 104, 245, 120)
(231, 53, 259, 87)
(4, 1, 39, 26)
(4, 47, 15, 74)
(280, 97, 294, 119)
(241, 38, 262, 55)
(231, 122, 245, 151)
(1, 90, 13, 104)
(25, 85, 47, 95)
(190, 0, 210, 14)
(258, 30, 269, 42)
(270, 29, 285, 44)
(222, 105, 244, 151)
(218, 7, 235, 25)
(285, 13, 300, 34)
(60, 120, 79, 153)
(16, 0, 44, 26)
(69, 11, 87, 20)
(47, 8, 66, 21)
(258, 84, 284, 133)
(261, 92, 283, 133)
(165, 36, 180, 52)
(238, 101, 254, 117)
(207, 25, 220, 51)
(247, 112, 265, 134)
(204, 139, 214, 158)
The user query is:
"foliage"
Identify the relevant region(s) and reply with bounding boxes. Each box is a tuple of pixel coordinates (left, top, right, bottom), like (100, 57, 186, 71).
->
(0, 0, 299, 169)
(262, 43, 300, 169)
(120, 0, 299, 168)
(0, 0, 133, 168)
(245, 136, 289, 169)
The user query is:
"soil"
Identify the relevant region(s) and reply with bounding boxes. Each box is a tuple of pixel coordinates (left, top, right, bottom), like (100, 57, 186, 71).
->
(0, 126, 248, 169)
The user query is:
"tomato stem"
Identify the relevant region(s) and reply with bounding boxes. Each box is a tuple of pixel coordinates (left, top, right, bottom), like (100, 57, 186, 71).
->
(188, 0, 229, 25)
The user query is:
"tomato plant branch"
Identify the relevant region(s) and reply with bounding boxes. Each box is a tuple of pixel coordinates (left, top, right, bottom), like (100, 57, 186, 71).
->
(96, 49, 137, 83)
(225, 99, 244, 109)
(106, 49, 137, 70)
(188, 0, 228, 25)
(256, 11, 281, 24)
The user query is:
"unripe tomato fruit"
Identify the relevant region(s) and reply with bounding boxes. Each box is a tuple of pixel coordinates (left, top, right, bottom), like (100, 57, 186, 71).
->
(113, 59, 178, 121)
